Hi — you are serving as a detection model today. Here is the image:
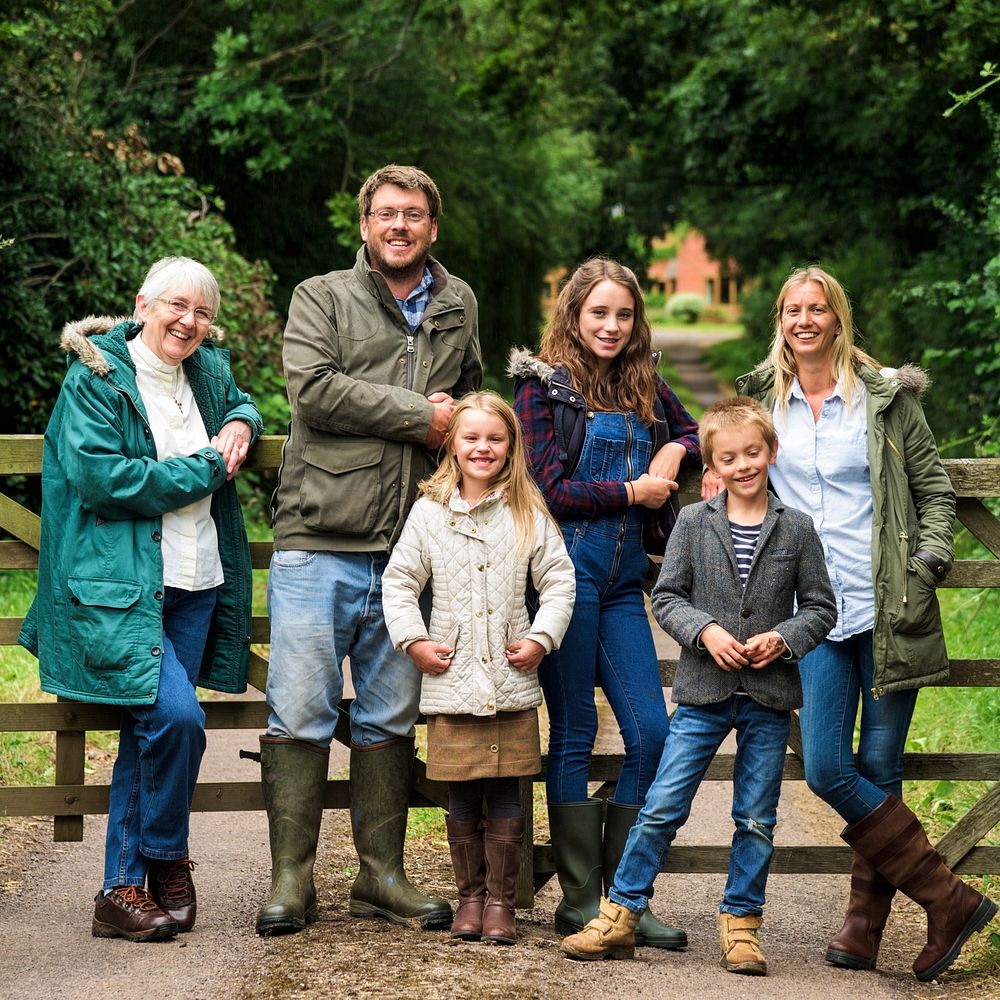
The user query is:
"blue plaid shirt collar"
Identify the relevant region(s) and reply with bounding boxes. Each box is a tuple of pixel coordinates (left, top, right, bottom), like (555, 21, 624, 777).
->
(395, 266, 434, 331)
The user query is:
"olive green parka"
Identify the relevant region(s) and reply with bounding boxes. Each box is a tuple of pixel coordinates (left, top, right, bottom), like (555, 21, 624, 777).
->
(737, 362, 954, 697)
(19, 317, 262, 705)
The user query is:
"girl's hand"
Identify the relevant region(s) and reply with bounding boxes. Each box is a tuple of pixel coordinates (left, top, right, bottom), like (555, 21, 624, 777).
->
(701, 468, 724, 500)
(630, 473, 676, 509)
(744, 631, 787, 668)
(648, 441, 686, 484)
(407, 639, 454, 676)
(699, 624, 750, 671)
(505, 638, 545, 673)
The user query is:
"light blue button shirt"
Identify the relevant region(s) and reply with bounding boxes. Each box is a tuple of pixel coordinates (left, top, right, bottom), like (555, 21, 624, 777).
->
(768, 377, 874, 641)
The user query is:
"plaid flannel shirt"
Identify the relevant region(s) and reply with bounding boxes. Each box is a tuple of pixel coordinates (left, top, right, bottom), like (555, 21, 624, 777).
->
(513, 373, 700, 520)
(395, 265, 434, 330)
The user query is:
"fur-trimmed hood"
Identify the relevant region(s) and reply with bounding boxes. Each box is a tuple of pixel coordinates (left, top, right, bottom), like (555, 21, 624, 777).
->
(749, 357, 931, 398)
(60, 314, 224, 377)
(507, 346, 554, 383)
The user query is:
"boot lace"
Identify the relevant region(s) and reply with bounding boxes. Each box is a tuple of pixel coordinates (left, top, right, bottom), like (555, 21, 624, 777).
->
(111, 885, 161, 912)
(153, 858, 196, 903)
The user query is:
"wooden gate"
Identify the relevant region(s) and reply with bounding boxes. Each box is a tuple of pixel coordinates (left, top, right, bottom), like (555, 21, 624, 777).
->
(2, 435, 998, 904)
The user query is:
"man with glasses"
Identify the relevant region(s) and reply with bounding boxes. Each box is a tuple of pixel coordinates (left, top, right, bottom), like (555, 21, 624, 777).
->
(256, 165, 481, 936)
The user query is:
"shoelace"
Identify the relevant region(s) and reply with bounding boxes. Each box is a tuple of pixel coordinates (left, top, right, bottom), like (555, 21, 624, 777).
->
(112, 885, 160, 912)
(155, 858, 196, 902)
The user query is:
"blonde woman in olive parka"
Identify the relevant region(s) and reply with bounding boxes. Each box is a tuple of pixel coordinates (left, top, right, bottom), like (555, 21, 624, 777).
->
(718, 266, 995, 983)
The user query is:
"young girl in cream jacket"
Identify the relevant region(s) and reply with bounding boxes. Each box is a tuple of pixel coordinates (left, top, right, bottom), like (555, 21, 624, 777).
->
(383, 391, 575, 946)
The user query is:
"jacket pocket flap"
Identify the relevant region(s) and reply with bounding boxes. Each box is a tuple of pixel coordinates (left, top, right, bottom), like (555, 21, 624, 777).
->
(302, 439, 385, 475)
(68, 577, 142, 608)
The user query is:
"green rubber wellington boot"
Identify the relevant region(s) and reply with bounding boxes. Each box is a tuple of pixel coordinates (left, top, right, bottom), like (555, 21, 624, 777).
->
(255, 736, 329, 935)
(348, 737, 453, 929)
(548, 799, 605, 935)
(603, 800, 687, 950)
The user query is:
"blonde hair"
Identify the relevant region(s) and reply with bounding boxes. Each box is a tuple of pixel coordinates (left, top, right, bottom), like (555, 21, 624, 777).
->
(766, 265, 880, 410)
(420, 391, 556, 558)
(539, 257, 657, 425)
(700, 397, 777, 469)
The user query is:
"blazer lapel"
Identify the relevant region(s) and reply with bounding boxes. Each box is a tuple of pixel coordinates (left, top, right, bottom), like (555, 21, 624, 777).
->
(707, 493, 741, 578)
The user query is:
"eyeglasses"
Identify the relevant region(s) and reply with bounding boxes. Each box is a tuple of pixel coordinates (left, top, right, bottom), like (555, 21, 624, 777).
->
(367, 208, 432, 224)
(154, 297, 215, 325)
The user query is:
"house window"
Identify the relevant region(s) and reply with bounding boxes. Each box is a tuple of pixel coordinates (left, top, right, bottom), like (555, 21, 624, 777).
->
(705, 278, 715, 304)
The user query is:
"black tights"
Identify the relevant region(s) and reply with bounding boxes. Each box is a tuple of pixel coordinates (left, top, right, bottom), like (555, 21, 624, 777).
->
(448, 777, 522, 821)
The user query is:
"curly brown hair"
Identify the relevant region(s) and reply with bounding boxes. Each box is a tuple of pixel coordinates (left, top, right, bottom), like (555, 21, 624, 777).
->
(538, 257, 656, 425)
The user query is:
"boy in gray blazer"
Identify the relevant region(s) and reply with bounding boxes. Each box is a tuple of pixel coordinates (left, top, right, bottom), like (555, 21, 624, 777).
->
(561, 398, 835, 973)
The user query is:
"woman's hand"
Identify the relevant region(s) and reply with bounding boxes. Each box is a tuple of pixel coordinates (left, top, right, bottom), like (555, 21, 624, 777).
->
(699, 623, 750, 670)
(211, 420, 253, 480)
(407, 639, 454, 676)
(701, 468, 724, 500)
(630, 473, 676, 509)
(744, 631, 788, 668)
(506, 638, 545, 673)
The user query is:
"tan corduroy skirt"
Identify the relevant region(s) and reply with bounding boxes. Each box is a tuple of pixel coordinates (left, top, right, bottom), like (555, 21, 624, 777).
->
(425, 708, 541, 781)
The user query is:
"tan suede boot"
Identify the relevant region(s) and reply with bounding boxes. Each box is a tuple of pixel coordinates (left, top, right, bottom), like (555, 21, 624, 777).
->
(719, 912, 767, 975)
(560, 897, 640, 961)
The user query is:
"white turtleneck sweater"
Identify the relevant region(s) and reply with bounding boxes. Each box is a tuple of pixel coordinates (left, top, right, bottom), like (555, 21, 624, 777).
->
(128, 334, 224, 591)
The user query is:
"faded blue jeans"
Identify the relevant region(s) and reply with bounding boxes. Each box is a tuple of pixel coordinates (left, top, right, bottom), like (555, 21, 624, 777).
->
(265, 549, 421, 747)
(798, 630, 918, 825)
(103, 586, 216, 890)
(609, 695, 790, 916)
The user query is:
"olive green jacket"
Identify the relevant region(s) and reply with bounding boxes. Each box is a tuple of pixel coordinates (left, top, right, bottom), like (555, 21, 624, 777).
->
(272, 248, 481, 552)
(737, 362, 955, 696)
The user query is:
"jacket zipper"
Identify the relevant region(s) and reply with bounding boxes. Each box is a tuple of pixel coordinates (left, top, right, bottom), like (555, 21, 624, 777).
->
(405, 333, 415, 390)
(872, 529, 911, 700)
(611, 413, 635, 579)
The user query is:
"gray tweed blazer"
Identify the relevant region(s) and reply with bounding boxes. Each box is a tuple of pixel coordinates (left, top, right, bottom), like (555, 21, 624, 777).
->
(651, 492, 836, 711)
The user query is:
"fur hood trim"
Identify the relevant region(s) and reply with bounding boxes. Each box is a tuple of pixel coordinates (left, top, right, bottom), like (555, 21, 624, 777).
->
(60, 314, 224, 377)
(507, 346, 554, 383)
(749, 359, 931, 397)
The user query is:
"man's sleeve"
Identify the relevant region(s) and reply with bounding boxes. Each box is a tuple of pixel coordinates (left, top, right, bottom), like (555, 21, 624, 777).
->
(282, 280, 435, 441)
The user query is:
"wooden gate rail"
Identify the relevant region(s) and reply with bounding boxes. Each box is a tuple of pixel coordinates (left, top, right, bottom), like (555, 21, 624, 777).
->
(2, 435, 999, 907)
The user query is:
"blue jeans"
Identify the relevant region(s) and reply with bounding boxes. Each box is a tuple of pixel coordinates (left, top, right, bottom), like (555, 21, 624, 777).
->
(609, 696, 789, 917)
(265, 549, 420, 747)
(540, 520, 669, 805)
(104, 586, 216, 889)
(798, 630, 918, 825)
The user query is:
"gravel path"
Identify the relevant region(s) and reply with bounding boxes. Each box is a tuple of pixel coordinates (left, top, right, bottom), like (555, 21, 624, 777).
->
(0, 329, 990, 998)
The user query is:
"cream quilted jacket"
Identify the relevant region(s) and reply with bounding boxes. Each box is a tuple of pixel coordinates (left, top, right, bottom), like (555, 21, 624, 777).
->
(383, 491, 575, 716)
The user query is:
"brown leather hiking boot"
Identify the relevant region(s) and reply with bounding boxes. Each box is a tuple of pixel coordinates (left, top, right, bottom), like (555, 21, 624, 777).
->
(149, 857, 197, 933)
(719, 913, 767, 975)
(92, 886, 178, 942)
(561, 897, 640, 961)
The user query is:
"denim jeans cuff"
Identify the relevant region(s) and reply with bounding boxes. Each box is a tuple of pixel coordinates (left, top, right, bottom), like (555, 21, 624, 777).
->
(608, 888, 646, 914)
(718, 904, 764, 917)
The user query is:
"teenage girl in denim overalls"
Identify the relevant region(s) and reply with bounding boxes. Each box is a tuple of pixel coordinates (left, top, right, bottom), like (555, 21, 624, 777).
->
(511, 257, 701, 949)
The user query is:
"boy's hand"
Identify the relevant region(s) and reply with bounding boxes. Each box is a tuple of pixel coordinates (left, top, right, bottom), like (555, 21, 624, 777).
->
(700, 624, 749, 670)
(744, 631, 788, 668)
(407, 639, 453, 676)
(506, 638, 545, 673)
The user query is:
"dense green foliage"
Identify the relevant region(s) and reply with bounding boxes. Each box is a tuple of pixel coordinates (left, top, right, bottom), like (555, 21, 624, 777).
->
(3, 1, 1000, 456)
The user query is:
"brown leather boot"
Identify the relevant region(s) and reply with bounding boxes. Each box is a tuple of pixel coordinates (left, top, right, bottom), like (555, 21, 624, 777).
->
(446, 816, 485, 941)
(719, 913, 767, 975)
(825, 852, 895, 969)
(482, 816, 523, 945)
(92, 886, 178, 942)
(844, 793, 998, 982)
(148, 857, 197, 933)
(561, 897, 640, 960)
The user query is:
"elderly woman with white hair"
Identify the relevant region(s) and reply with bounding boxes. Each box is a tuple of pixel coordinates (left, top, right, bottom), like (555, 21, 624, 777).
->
(20, 256, 262, 942)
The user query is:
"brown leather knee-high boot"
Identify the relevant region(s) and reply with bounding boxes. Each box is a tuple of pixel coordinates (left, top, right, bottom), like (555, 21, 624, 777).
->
(482, 816, 524, 945)
(825, 852, 896, 969)
(843, 794, 997, 982)
(446, 816, 486, 941)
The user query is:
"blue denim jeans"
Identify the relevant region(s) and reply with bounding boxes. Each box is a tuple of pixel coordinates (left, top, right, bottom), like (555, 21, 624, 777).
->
(541, 410, 668, 805)
(798, 630, 918, 825)
(609, 696, 789, 917)
(103, 586, 216, 890)
(265, 549, 421, 747)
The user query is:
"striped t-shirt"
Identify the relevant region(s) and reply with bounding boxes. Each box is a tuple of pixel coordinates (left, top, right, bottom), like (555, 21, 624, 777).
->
(730, 521, 762, 585)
